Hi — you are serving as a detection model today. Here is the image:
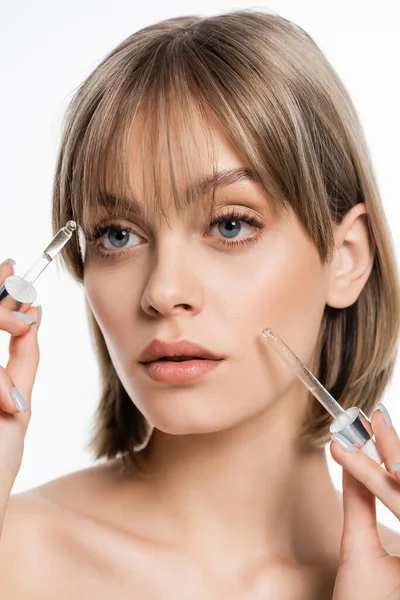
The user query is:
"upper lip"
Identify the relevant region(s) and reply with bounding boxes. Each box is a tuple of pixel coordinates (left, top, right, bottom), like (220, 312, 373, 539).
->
(139, 339, 223, 363)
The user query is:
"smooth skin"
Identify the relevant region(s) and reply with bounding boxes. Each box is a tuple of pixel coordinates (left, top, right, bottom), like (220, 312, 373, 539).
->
(0, 110, 400, 598)
(0, 237, 399, 600)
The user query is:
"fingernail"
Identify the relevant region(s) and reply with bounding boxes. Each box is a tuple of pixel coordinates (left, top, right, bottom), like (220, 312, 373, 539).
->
(11, 311, 37, 325)
(37, 305, 42, 331)
(392, 463, 400, 471)
(11, 387, 27, 412)
(331, 433, 358, 453)
(1, 258, 16, 266)
(377, 402, 393, 427)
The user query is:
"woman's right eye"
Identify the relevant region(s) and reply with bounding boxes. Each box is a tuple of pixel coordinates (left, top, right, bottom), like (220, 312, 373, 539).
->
(98, 226, 140, 250)
(85, 223, 143, 260)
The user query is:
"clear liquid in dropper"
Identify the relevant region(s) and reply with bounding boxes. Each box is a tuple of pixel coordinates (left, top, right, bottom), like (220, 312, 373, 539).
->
(262, 327, 345, 419)
(22, 255, 52, 285)
(21, 221, 77, 285)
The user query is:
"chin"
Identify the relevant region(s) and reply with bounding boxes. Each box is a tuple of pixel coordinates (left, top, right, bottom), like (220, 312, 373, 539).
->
(145, 411, 237, 436)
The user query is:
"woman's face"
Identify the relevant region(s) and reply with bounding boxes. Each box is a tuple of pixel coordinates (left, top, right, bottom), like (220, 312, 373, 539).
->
(83, 111, 335, 436)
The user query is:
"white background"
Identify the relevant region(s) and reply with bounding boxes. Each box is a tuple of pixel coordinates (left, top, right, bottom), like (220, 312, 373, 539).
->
(1, 1, 399, 530)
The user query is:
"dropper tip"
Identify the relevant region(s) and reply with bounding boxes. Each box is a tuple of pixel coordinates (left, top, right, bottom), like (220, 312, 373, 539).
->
(65, 220, 77, 233)
(262, 327, 274, 339)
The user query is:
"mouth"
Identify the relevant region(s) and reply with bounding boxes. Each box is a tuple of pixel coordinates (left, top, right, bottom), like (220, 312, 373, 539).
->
(139, 355, 223, 384)
(138, 338, 223, 364)
(146, 356, 207, 363)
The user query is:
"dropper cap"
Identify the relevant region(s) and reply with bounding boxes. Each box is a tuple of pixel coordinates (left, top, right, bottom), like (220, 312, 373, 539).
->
(0, 221, 76, 312)
(0, 276, 37, 312)
(330, 407, 382, 464)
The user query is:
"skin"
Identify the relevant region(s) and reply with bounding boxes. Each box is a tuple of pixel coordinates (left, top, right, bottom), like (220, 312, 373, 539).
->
(0, 108, 399, 598)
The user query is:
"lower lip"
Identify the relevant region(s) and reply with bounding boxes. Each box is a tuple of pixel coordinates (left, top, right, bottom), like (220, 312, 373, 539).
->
(140, 359, 222, 383)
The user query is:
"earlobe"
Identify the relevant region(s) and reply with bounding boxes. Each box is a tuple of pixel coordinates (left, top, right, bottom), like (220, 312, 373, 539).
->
(326, 204, 374, 309)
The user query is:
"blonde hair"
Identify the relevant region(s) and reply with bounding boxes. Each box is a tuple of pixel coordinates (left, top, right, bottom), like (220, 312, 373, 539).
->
(52, 9, 400, 469)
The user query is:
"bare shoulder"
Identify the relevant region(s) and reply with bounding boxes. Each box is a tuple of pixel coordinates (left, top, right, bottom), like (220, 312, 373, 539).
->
(25, 459, 117, 509)
(0, 461, 120, 598)
(0, 492, 63, 598)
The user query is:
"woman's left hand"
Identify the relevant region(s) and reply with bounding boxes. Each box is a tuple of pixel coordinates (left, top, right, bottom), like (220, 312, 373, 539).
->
(330, 403, 400, 600)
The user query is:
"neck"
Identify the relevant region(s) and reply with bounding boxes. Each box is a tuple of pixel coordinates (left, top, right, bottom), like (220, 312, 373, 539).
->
(128, 392, 343, 576)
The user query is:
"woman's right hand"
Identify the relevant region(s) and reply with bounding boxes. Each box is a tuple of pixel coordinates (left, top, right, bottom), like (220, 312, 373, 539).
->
(0, 260, 41, 536)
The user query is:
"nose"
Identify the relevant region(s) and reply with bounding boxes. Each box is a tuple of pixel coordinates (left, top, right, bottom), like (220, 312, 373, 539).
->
(140, 237, 204, 318)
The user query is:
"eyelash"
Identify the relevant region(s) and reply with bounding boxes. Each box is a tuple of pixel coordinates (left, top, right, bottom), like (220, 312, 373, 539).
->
(85, 209, 265, 261)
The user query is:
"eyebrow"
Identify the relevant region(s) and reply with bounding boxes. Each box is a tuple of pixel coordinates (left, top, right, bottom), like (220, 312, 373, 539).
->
(101, 167, 258, 215)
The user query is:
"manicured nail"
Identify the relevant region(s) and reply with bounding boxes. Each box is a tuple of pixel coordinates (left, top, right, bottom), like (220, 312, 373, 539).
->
(378, 402, 393, 427)
(392, 463, 400, 471)
(1, 258, 16, 266)
(11, 387, 27, 412)
(11, 311, 36, 325)
(331, 433, 358, 453)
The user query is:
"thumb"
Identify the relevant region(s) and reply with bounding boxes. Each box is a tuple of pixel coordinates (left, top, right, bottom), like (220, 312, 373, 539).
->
(5, 305, 41, 411)
(339, 466, 387, 565)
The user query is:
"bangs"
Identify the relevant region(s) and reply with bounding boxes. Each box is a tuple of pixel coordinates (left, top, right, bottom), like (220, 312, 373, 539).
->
(60, 12, 343, 268)
(70, 52, 224, 234)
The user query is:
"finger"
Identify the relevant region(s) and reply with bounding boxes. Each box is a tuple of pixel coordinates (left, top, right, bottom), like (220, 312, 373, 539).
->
(330, 438, 400, 520)
(0, 258, 16, 282)
(6, 305, 41, 418)
(0, 261, 39, 336)
(0, 304, 38, 337)
(0, 365, 25, 414)
(339, 467, 386, 564)
(371, 404, 400, 477)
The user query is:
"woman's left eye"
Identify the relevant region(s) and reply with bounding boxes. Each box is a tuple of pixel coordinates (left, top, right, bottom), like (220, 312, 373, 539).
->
(85, 209, 265, 260)
(208, 210, 264, 247)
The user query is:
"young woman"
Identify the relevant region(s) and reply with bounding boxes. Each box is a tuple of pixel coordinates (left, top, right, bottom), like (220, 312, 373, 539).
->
(0, 9, 399, 599)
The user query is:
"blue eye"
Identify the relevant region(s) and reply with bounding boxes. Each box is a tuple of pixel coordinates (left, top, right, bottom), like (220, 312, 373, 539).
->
(85, 208, 265, 261)
(86, 225, 140, 251)
(208, 210, 264, 243)
(213, 217, 248, 239)
(104, 228, 139, 249)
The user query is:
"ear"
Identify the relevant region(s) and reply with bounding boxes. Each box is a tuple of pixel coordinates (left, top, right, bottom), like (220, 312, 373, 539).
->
(326, 203, 375, 309)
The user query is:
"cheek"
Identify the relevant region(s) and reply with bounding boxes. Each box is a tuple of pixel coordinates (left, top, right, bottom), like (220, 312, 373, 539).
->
(217, 230, 329, 340)
(215, 236, 330, 412)
(83, 268, 138, 348)
(212, 232, 330, 419)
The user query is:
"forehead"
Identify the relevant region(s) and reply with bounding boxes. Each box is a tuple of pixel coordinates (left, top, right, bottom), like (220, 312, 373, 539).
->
(118, 106, 248, 197)
(95, 100, 266, 229)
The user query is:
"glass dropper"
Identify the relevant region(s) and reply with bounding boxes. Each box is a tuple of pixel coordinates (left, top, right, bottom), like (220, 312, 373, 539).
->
(21, 220, 77, 285)
(0, 220, 77, 312)
(262, 327, 346, 419)
(261, 327, 382, 464)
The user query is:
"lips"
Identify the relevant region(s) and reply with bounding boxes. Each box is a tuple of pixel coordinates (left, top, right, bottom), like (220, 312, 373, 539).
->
(157, 356, 204, 361)
(138, 339, 223, 363)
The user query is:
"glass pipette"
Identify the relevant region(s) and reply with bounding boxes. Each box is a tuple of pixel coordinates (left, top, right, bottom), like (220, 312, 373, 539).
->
(21, 220, 77, 285)
(0, 221, 77, 312)
(262, 327, 345, 419)
(262, 327, 382, 464)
